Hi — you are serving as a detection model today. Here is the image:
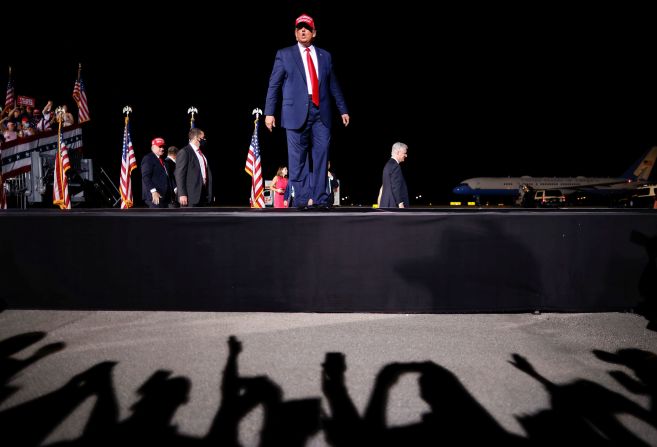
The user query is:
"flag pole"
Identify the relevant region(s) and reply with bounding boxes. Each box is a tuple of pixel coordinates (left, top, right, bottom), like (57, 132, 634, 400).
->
(6, 66, 13, 109)
(120, 105, 135, 209)
(187, 106, 198, 129)
(253, 107, 261, 127)
(56, 107, 63, 187)
(253, 108, 261, 209)
(53, 106, 70, 210)
(73, 63, 81, 108)
(247, 108, 264, 208)
(56, 107, 64, 199)
(123, 105, 131, 125)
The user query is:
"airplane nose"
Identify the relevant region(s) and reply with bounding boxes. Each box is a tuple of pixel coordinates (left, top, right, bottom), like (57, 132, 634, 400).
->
(453, 184, 471, 195)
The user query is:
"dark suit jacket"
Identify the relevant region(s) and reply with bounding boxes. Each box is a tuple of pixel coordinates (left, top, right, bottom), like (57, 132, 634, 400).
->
(174, 144, 212, 206)
(380, 158, 409, 208)
(264, 44, 348, 130)
(164, 157, 177, 198)
(141, 152, 171, 206)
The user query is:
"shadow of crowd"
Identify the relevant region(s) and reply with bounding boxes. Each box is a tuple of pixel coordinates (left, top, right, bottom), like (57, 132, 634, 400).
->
(0, 330, 656, 446)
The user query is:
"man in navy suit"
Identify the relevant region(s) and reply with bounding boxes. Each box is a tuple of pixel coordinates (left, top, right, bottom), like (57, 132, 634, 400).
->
(174, 128, 212, 207)
(380, 142, 410, 208)
(141, 137, 172, 208)
(264, 13, 350, 209)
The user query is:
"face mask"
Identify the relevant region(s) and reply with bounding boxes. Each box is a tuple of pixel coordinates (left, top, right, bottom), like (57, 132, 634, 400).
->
(199, 138, 207, 147)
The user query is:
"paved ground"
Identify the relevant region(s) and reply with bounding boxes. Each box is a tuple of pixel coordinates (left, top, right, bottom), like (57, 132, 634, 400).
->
(1, 310, 656, 445)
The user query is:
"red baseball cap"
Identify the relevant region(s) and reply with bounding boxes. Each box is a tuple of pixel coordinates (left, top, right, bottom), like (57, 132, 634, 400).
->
(151, 137, 166, 147)
(295, 14, 315, 30)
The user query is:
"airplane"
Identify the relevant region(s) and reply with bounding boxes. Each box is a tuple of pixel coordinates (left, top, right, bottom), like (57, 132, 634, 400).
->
(452, 146, 657, 203)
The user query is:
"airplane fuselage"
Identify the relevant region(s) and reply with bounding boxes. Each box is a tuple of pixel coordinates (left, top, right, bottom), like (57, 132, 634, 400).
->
(452, 147, 657, 199)
(453, 176, 635, 197)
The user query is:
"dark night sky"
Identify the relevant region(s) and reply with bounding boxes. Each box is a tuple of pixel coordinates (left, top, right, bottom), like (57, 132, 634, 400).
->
(6, 2, 657, 206)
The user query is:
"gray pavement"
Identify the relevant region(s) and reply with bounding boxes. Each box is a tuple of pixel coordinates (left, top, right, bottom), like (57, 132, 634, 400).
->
(0, 310, 656, 445)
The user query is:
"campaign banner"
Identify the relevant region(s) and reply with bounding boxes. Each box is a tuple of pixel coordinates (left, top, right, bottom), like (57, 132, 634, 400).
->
(17, 96, 36, 107)
(1, 125, 84, 178)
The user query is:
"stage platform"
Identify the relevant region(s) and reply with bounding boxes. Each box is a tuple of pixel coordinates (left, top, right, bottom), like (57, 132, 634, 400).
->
(1, 207, 656, 313)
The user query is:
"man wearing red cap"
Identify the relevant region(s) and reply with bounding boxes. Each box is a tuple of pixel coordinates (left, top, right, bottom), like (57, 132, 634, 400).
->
(141, 137, 172, 208)
(264, 13, 350, 209)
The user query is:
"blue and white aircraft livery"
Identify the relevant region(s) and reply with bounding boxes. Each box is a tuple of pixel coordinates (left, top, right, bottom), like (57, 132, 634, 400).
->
(453, 147, 657, 199)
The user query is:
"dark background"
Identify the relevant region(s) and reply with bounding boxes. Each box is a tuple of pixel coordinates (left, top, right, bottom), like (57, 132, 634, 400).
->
(5, 2, 657, 206)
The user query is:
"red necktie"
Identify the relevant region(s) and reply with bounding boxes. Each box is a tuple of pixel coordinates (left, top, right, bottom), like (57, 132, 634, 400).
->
(197, 149, 208, 185)
(305, 48, 319, 107)
(158, 157, 167, 174)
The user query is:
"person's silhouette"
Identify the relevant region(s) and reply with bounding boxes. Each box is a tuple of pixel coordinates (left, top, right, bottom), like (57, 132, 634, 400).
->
(321, 352, 362, 445)
(363, 361, 520, 445)
(207, 336, 320, 446)
(510, 353, 654, 445)
(0, 361, 117, 446)
(594, 348, 657, 422)
(0, 332, 65, 404)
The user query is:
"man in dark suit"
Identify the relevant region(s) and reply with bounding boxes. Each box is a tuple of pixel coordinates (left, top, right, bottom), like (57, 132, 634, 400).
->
(174, 128, 212, 207)
(165, 146, 179, 207)
(264, 13, 350, 209)
(380, 142, 410, 208)
(141, 137, 171, 208)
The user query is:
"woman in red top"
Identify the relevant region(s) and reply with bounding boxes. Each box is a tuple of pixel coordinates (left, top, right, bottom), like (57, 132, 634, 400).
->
(270, 166, 289, 208)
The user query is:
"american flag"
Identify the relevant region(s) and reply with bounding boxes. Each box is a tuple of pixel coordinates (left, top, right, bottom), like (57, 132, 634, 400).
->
(53, 129, 71, 210)
(72, 78, 90, 122)
(4, 77, 14, 109)
(119, 118, 137, 209)
(245, 120, 265, 208)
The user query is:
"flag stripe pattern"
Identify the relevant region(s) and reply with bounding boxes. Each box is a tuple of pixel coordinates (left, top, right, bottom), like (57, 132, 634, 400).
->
(72, 78, 90, 123)
(5, 77, 14, 109)
(120, 119, 137, 209)
(1, 126, 83, 179)
(245, 120, 265, 208)
(53, 131, 71, 209)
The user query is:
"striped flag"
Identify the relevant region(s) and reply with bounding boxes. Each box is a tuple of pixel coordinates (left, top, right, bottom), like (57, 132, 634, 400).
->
(72, 78, 90, 123)
(119, 118, 137, 209)
(53, 128, 71, 210)
(5, 76, 14, 109)
(245, 120, 265, 208)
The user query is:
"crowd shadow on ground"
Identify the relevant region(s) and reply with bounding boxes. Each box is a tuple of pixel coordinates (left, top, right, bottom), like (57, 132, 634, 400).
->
(0, 332, 655, 446)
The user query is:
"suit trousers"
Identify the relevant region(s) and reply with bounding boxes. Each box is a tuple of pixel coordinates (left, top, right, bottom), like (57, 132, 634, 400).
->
(286, 103, 331, 206)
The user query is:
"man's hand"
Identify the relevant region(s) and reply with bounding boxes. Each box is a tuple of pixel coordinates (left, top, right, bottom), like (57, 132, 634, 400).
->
(179, 195, 188, 206)
(152, 191, 161, 205)
(265, 115, 276, 132)
(341, 114, 350, 127)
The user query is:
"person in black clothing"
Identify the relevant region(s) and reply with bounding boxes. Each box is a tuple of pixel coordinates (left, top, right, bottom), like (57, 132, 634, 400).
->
(165, 146, 179, 207)
(379, 142, 409, 208)
(141, 137, 171, 208)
